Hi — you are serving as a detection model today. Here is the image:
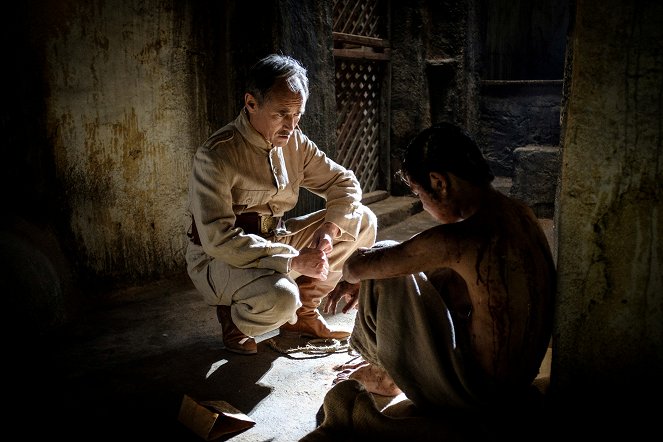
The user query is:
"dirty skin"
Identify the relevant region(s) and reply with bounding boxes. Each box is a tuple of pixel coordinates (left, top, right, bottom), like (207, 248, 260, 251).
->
(333, 357, 403, 397)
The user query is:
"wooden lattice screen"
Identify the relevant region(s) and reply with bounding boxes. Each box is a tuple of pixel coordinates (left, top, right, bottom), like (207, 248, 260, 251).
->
(333, 0, 384, 37)
(335, 60, 382, 193)
(332, 0, 390, 195)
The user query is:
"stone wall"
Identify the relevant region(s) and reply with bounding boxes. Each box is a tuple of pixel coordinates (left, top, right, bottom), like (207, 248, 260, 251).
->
(550, 0, 663, 434)
(1, 0, 336, 329)
(477, 81, 563, 176)
(389, 0, 479, 195)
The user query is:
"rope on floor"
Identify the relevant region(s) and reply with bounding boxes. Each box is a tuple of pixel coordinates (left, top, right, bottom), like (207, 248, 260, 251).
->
(266, 337, 352, 358)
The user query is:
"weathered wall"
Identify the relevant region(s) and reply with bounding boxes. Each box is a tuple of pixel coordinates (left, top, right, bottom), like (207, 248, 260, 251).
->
(478, 0, 569, 81)
(475, 0, 569, 178)
(389, 0, 479, 195)
(551, 0, 663, 432)
(3, 0, 221, 330)
(389, 0, 433, 195)
(478, 81, 562, 176)
(1, 0, 336, 330)
(45, 0, 211, 286)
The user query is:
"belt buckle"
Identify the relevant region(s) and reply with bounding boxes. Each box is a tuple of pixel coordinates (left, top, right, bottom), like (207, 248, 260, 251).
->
(260, 215, 278, 235)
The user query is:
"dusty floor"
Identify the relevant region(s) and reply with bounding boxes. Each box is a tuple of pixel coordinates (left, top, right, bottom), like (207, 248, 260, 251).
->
(10, 203, 554, 441)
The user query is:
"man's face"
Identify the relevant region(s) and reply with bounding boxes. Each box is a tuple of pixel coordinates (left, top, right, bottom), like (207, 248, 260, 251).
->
(245, 79, 306, 147)
(409, 181, 440, 218)
(409, 176, 456, 224)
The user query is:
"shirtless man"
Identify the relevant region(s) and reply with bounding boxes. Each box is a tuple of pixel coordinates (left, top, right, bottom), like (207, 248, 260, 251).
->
(324, 122, 556, 408)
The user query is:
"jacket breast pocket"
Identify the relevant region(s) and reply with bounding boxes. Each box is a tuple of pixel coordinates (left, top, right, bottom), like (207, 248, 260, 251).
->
(232, 189, 273, 207)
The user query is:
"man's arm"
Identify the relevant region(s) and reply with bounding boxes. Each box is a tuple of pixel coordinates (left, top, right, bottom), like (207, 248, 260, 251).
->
(189, 143, 297, 274)
(343, 227, 454, 284)
(292, 130, 364, 241)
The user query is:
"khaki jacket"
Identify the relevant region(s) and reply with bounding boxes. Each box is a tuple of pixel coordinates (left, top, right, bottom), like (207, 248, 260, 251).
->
(187, 110, 364, 274)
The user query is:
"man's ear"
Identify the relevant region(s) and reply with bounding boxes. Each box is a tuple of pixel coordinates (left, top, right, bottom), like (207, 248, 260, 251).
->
(244, 93, 258, 113)
(429, 172, 447, 194)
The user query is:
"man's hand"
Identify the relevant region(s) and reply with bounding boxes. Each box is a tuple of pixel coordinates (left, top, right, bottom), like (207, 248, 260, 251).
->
(310, 222, 340, 255)
(291, 247, 329, 280)
(323, 280, 361, 314)
(290, 223, 340, 280)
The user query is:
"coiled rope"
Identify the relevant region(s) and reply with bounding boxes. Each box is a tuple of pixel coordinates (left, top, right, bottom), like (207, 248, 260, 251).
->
(267, 337, 353, 359)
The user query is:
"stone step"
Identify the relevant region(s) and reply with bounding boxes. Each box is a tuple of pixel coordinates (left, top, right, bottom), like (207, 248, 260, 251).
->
(365, 192, 423, 230)
(493, 176, 513, 195)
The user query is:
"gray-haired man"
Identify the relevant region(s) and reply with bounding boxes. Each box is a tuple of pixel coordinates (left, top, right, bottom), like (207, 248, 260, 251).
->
(186, 54, 376, 354)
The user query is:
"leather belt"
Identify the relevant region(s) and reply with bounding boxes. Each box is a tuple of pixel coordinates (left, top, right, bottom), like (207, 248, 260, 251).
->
(234, 212, 281, 236)
(188, 213, 281, 246)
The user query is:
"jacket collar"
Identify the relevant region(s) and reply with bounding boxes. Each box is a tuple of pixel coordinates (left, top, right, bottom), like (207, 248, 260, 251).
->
(235, 108, 272, 151)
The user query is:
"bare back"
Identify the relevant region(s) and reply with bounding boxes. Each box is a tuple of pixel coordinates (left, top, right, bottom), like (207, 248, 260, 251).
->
(350, 189, 556, 391)
(413, 190, 555, 388)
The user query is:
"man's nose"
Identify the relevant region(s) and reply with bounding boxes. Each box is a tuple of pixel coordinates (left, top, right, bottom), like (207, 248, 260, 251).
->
(283, 116, 296, 130)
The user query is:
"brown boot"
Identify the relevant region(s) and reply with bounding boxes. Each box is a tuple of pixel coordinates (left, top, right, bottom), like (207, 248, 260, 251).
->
(216, 305, 257, 355)
(279, 276, 351, 340)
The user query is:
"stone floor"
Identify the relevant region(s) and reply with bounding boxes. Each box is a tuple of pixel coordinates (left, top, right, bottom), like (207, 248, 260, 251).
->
(10, 198, 555, 441)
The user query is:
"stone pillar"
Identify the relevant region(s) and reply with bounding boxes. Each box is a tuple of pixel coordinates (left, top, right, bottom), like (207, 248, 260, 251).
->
(550, 0, 663, 436)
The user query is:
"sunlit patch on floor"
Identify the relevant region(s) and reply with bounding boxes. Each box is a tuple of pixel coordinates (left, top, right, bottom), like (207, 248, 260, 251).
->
(206, 358, 228, 378)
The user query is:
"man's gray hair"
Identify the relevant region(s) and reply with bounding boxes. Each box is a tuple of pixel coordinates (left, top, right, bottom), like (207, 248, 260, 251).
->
(246, 54, 309, 104)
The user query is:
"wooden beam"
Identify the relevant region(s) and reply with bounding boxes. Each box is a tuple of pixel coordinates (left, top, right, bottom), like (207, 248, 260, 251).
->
(333, 48, 390, 61)
(333, 32, 390, 48)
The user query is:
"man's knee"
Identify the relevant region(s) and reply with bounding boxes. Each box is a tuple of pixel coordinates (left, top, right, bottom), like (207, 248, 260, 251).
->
(356, 204, 378, 246)
(272, 276, 302, 314)
(232, 275, 301, 335)
(361, 204, 378, 232)
(373, 239, 400, 249)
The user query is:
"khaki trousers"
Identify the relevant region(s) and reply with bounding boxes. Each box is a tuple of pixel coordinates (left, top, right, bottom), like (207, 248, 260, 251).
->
(186, 205, 377, 337)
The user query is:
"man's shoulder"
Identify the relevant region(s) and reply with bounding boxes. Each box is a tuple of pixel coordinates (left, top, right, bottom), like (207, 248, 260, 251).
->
(202, 127, 237, 151)
(291, 125, 313, 146)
